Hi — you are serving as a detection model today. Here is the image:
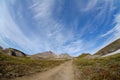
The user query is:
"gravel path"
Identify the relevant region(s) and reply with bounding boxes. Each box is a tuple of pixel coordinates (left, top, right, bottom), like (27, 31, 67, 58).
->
(14, 60, 75, 80)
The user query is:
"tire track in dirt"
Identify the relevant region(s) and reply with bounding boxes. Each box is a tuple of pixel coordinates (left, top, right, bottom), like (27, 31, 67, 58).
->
(14, 60, 75, 80)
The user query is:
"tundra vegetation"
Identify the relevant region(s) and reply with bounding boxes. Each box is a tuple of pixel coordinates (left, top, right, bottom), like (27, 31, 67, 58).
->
(0, 54, 65, 80)
(74, 53, 120, 80)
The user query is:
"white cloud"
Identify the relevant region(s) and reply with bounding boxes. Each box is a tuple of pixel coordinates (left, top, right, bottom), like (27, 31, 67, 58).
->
(95, 13, 120, 54)
(0, 0, 84, 56)
(82, 0, 98, 11)
(0, 1, 44, 53)
(56, 40, 83, 55)
(30, 0, 55, 20)
(75, 0, 98, 12)
(29, 0, 84, 55)
(101, 13, 120, 39)
(1, 0, 119, 56)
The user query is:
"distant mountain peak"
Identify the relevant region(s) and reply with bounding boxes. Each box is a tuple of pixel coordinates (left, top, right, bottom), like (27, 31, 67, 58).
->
(31, 51, 72, 60)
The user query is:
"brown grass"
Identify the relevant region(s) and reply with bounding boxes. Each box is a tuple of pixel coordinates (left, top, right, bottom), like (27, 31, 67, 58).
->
(0, 54, 65, 80)
(74, 53, 120, 80)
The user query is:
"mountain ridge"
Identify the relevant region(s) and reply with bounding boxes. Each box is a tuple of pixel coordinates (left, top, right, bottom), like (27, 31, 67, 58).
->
(95, 38, 120, 56)
(0, 47, 26, 57)
(31, 51, 72, 60)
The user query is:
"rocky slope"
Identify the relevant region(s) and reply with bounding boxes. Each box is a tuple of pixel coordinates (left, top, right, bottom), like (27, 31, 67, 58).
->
(0, 46, 3, 49)
(95, 38, 120, 56)
(102, 49, 120, 57)
(31, 51, 58, 59)
(59, 53, 72, 59)
(31, 51, 72, 60)
(0, 47, 26, 57)
(0, 46, 72, 59)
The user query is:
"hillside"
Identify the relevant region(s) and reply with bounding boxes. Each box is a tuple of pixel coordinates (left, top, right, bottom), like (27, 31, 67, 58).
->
(0, 47, 72, 60)
(59, 53, 72, 59)
(76, 53, 91, 58)
(0, 54, 65, 80)
(95, 38, 120, 56)
(0, 46, 3, 49)
(74, 53, 120, 80)
(31, 51, 72, 60)
(0, 47, 26, 57)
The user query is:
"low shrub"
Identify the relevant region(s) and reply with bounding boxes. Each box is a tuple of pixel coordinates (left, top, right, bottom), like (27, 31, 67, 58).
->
(0, 54, 65, 80)
(74, 53, 120, 80)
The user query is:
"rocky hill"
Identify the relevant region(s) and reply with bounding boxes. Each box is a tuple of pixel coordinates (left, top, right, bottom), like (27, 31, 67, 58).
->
(31, 51, 58, 59)
(0, 47, 26, 57)
(59, 53, 72, 59)
(95, 38, 120, 56)
(31, 51, 72, 60)
(0, 46, 72, 60)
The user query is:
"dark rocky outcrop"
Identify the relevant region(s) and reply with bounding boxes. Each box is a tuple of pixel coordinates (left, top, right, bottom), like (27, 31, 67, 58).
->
(0, 47, 26, 57)
(0, 46, 3, 49)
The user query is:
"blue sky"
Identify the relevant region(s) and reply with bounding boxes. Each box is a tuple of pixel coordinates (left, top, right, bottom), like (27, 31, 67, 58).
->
(0, 0, 120, 56)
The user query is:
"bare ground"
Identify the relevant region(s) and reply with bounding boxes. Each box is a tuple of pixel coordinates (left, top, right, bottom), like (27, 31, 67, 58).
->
(13, 60, 75, 80)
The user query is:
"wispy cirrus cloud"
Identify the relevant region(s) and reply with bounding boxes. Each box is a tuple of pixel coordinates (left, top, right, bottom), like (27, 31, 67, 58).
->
(28, 0, 84, 55)
(101, 13, 120, 41)
(0, 1, 45, 53)
(0, 0, 120, 56)
(94, 13, 120, 54)
(30, 0, 55, 20)
(81, 0, 98, 12)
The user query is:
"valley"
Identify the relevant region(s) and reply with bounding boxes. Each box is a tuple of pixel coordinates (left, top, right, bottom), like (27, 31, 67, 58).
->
(0, 38, 120, 80)
(0, 1, 120, 80)
(13, 60, 75, 80)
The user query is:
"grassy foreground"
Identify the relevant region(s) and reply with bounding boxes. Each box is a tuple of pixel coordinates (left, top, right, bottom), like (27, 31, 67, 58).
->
(0, 54, 65, 80)
(74, 53, 120, 80)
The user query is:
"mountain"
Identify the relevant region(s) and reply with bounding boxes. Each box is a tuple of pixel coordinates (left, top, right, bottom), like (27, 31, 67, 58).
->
(59, 53, 72, 59)
(95, 38, 120, 56)
(31, 51, 72, 60)
(31, 51, 58, 59)
(0, 46, 72, 59)
(77, 53, 91, 58)
(0, 47, 26, 57)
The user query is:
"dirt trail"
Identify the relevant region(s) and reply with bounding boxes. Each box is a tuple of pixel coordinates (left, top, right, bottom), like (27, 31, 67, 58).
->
(14, 60, 75, 80)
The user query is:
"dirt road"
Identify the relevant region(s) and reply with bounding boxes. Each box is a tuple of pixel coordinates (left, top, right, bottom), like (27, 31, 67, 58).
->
(14, 60, 75, 80)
